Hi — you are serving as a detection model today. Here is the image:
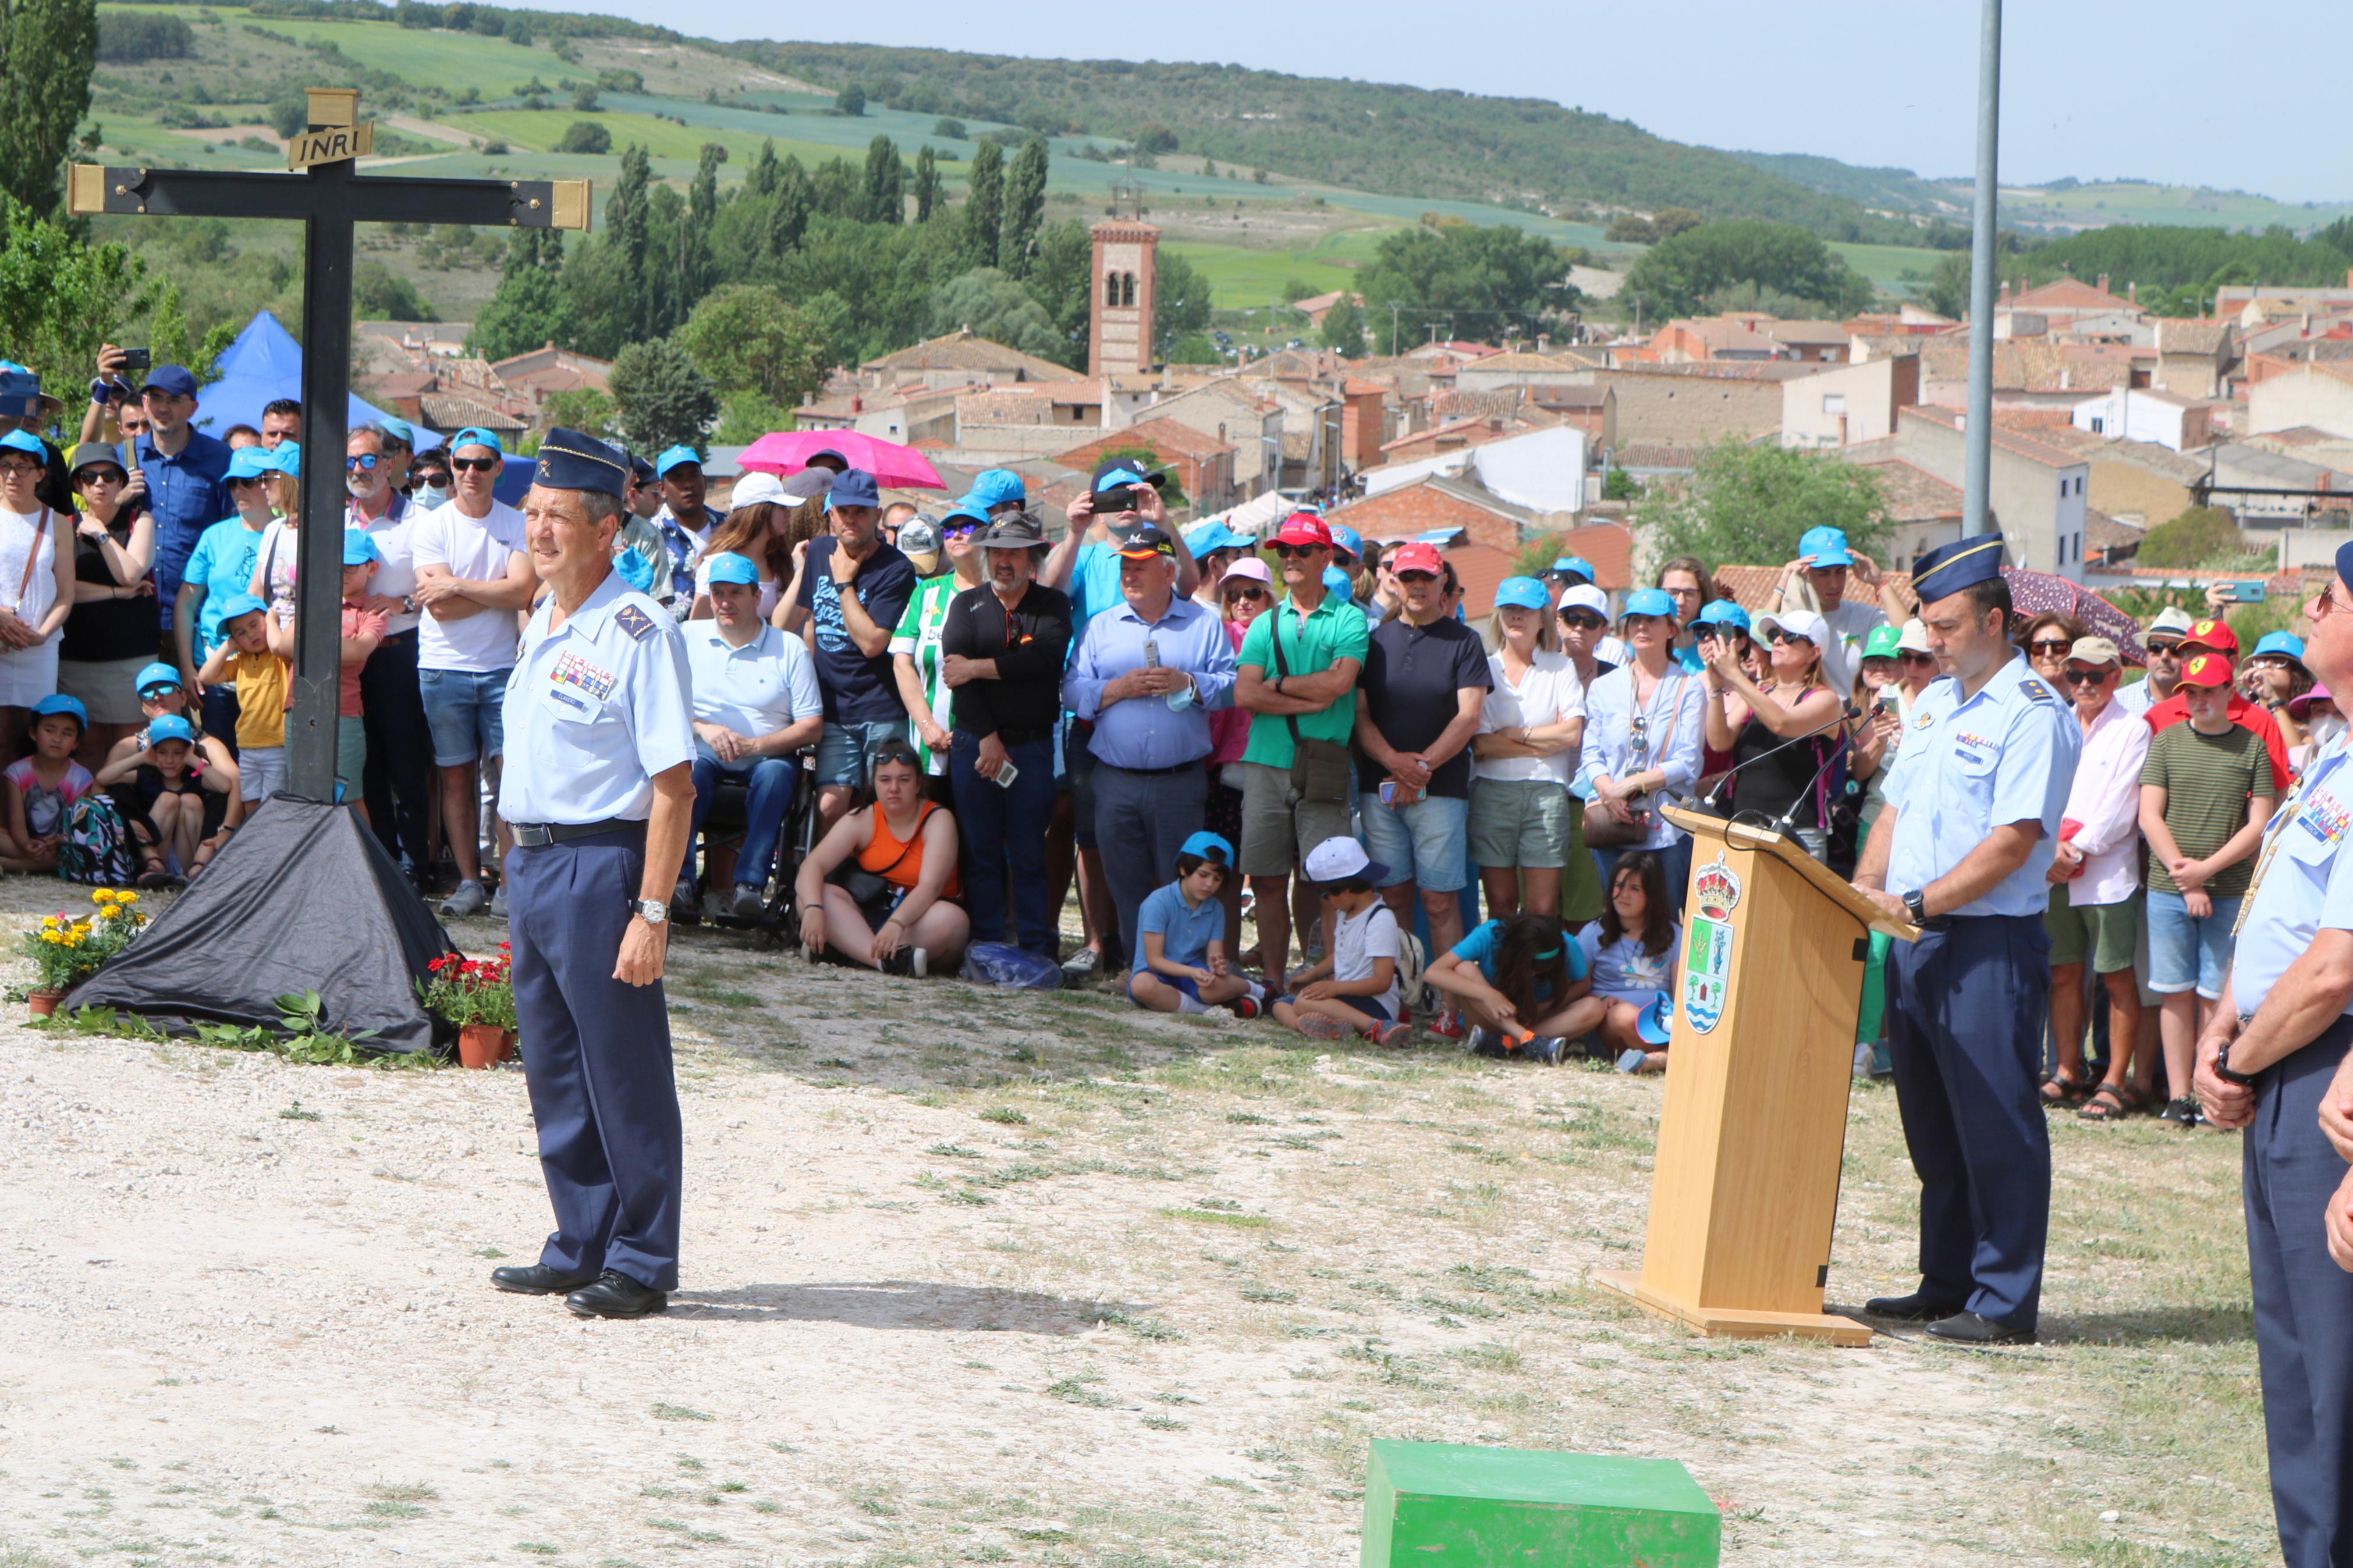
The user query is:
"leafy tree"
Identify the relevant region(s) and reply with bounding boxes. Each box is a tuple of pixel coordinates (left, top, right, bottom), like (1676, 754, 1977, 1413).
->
(963, 139, 1003, 270)
(570, 83, 598, 112)
(1022, 218, 1093, 368)
(932, 116, 966, 140)
(675, 283, 833, 404)
(1621, 219, 1872, 319)
(606, 143, 652, 339)
(2136, 505, 2246, 569)
(685, 143, 720, 301)
(95, 10, 188, 60)
(0, 0, 96, 217)
(997, 138, 1048, 277)
(608, 338, 715, 455)
(861, 135, 904, 225)
(1152, 249, 1212, 354)
(141, 282, 234, 387)
(767, 154, 810, 256)
(808, 156, 856, 218)
(469, 263, 575, 360)
(1606, 214, 1656, 244)
(0, 197, 147, 394)
(353, 262, 434, 321)
(711, 387, 796, 445)
(835, 82, 865, 116)
(698, 141, 728, 166)
(540, 386, 616, 439)
(749, 138, 780, 197)
(1166, 332, 1221, 365)
(1635, 440, 1890, 571)
(1651, 207, 1704, 239)
(1132, 122, 1178, 155)
(1318, 295, 1368, 357)
(554, 120, 610, 154)
(925, 267, 1060, 359)
(1281, 277, 1318, 303)
(1922, 251, 1969, 321)
(911, 145, 941, 223)
(1357, 223, 1575, 340)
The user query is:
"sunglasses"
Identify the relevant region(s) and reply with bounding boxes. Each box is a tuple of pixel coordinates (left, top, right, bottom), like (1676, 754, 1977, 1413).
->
(73, 468, 125, 485)
(1395, 570, 1439, 584)
(2146, 639, 2185, 652)
(1767, 628, 1813, 647)
(450, 456, 499, 473)
(229, 474, 267, 488)
(2028, 638, 2072, 655)
(1272, 544, 1325, 559)
(137, 684, 180, 699)
(346, 453, 379, 471)
(1898, 651, 1937, 666)
(942, 523, 978, 541)
(1557, 612, 1606, 630)
(1223, 585, 1266, 602)
(2062, 668, 2115, 685)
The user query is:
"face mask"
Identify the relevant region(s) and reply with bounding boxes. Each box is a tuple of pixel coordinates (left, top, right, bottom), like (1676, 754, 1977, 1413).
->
(2309, 714, 2345, 750)
(414, 483, 448, 509)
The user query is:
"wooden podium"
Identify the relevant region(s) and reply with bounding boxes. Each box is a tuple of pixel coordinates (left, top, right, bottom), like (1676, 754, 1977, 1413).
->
(1593, 806, 1918, 1346)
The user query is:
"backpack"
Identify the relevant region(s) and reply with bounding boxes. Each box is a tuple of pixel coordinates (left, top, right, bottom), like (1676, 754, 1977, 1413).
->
(1394, 927, 1428, 1017)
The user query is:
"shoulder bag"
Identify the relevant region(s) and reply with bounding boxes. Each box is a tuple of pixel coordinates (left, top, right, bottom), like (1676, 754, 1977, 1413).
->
(1269, 608, 1353, 806)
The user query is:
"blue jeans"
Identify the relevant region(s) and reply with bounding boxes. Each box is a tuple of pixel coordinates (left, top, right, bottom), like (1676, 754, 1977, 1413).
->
(419, 666, 510, 766)
(689, 744, 797, 889)
(1357, 791, 1470, 893)
(950, 730, 1056, 955)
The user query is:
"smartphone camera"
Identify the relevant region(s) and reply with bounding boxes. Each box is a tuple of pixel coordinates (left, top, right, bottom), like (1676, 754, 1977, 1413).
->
(119, 347, 151, 373)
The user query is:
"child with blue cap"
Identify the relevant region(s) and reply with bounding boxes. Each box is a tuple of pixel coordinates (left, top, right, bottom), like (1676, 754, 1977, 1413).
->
(1126, 830, 1266, 1018)
(196, 592, 290, 804)
(0, 694, 97, 874)
(259, 530, 386, 811)
(94, 709, 241, 885)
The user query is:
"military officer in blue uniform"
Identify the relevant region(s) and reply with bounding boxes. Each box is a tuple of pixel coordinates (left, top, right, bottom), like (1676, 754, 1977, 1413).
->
(489, 428, 697, 1321)
(2196, 540, 2353, 1568)
(1851, 534, 2080, 1345)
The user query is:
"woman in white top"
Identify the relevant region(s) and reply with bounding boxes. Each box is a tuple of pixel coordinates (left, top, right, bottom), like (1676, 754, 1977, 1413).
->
(246, 445, 303, 627)
(1574, 586, 1707, 915)
(0, 432, 80, 753)
(687, 486, 793, 623)
(1469, 576, 1588, 923)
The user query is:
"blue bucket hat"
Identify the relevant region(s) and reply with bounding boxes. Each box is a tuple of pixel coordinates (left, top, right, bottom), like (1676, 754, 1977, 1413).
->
(450, 426, 504, 456)
(31, 694, 86, 728)
(655, 443, 701, 478)
(214, 592, 266, 624)
(133, 662, 182, 697)
(829, 469, 881, 509)
(533, 427, 629, 499)
(1798, 525, 1853, 568)
(1623, 586, 1676, 619)
(1549, 554, 1595, 582)
(704, 552, 760, 587)
(968, 468, 1026, 510)
(1179, 830, 1234, 866)
(1695, 599, 1751, 632)
(226, 446, 276, 482)
(1492, 576, 1552, 613)
(147, 714, 196, 745)
(342, 531, 381, 567)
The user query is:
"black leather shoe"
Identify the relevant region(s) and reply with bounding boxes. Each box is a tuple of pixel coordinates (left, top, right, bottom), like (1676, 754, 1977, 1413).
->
(1926, 1310, 2036, 1346)
(1863, 1290, 1969, 1321)
(491, 1263, 598, 1296)
(565, 1270, 668, 1319)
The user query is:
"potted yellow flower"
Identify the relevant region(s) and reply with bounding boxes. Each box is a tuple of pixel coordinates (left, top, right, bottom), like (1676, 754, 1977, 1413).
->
(20, 888, 146, 1017)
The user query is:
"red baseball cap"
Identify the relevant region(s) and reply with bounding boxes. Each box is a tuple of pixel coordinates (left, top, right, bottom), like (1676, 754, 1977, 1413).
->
(2185, 617, 2240, 655)
(1388, 541, 1445, 576)
(1274, 513, 1333, 549)
(2178, 651, 2235, 688)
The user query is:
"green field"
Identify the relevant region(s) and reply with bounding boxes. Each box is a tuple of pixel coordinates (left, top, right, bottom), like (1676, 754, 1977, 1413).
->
(1830, 240, 1936, 297)
(115, 4, 559, 99)
(1999, 180, 2353, 233)
(442, 107, 867, 170)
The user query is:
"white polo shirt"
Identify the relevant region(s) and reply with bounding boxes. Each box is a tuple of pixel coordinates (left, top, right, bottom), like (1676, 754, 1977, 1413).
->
(684, 619, 822, 741)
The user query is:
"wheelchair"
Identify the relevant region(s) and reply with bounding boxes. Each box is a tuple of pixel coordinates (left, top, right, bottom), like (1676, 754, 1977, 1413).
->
(674, 750, 820, 948)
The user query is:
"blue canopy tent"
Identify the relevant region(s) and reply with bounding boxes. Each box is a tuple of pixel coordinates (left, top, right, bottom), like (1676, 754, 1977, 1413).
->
(193, 311, 442, 450)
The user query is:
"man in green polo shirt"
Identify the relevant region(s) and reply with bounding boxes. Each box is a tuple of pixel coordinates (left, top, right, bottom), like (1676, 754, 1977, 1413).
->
(1234, 512, 1369, 982)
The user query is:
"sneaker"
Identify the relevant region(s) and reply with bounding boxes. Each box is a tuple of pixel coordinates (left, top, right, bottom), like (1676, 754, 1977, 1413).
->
(1525, 1036, 1565, 1066)
(2157, 1096, 2199, 1125)
(1227, 995, 1262, 1020)
(439, 879, 488, 918)
(1467, 1026, 1507, 1059)
(909, 947, 928, 979)
(729, 884, 766, 919)
(1061, 945, 1102, 977)
(671, 876, 698, 918)
(1365, 1020, 1414, 1048)
(489, 885, 507, 919)
(1428, 1008, 1465, 1041)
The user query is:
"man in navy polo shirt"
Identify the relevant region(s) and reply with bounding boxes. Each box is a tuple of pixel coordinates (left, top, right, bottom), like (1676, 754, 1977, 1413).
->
(129, 365, 232, 635)
(783, 468, 917, 832)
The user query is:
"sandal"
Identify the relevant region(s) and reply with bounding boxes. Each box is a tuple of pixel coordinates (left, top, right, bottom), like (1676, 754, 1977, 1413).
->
(2040, 1070, 2091, 1107)
(134, 855, 171, 891)
(2077, 1083, 2143, 1121)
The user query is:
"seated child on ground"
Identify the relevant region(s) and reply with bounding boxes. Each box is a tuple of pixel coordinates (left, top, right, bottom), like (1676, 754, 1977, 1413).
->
(94, 714, 240, 886)
(196, 593, 291, 806)
(1425, 911, 1599, 1064)
(1272, 836, 1414, 1047)
(1578, 849, 1680, 1072)
(1, 696, 97, 874)
(1127, 831, 1266, 1018)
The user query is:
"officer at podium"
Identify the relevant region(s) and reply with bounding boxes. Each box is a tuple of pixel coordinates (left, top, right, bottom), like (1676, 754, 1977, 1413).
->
(1851, 534, 2079, 1345)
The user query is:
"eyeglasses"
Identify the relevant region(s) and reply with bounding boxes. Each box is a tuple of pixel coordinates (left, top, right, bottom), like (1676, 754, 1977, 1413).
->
(2028, 638, 2072, 655)
(1557, 612, 1606, 631)
(450, 456, 499, 474)
(2062, 669, 2114, 685)
(0, 459, 41, 477)
(346, 454, 379, 472)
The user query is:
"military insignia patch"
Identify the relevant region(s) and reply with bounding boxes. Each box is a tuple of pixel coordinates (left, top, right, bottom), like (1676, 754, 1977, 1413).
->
(537, 459, 554, 479)
(2022, 678, 2055, 703)
(615, 603, 656, 641)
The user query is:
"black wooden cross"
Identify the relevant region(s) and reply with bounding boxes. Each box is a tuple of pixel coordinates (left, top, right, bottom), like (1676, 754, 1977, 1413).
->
(68, 89, 589, 801)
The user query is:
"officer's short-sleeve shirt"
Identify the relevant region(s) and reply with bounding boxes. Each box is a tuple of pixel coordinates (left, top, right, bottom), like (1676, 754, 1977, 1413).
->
(1882, 655, 2081, 918)
(498, 567, 694, 824)
(2230, 739, 2353, 1016)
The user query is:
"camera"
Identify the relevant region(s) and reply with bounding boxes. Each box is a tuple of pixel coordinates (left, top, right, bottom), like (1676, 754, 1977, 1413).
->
(119, 347, 150, 373)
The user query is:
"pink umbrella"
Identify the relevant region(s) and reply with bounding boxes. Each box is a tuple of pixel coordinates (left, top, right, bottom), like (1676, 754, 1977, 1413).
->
(2001, 568, 2148, 667)
(736, 430, 946, 490)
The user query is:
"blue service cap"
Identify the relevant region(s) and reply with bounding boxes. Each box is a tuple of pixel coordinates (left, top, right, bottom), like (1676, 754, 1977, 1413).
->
(133, 661, 182, 696)
(1695, 599, 1751, 631)
(225, 446, 276, 481)
(450, 426, 504, 456)
(1179, 830, 1234, 865)
(1636, 991, 1674, 1046)
(342, 531, 381, 567)
(374, 415, 416, 449)
(829, 468, 881, 509)
(1910, 532, 2007, 605)
(268, 442, 301, 477)
(1327, 523, 1362, 559)
(31, 694, 86, 728)
(140, 365, 197, 399)
(1492, 576, 1551, 613)
(2253, 631, 2306, 665)
(968, 468, 1026, 510)
(0, 429, 45, 459)
(1549, 555, 1595, 582)
(655, 443, 702, 477)
(147, 714, 196, 745)
(705, 552, 760, 587)
(533, 427, 629, 499)
(214, 592, 267, 624)
(1184, 521, 1248, 555)
(1623, 586, 1676, 618)
(1798, 525, 1852, 568)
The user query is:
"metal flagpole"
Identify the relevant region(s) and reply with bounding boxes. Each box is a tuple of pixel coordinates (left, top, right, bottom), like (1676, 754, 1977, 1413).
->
(1962, 0, 2003, 537)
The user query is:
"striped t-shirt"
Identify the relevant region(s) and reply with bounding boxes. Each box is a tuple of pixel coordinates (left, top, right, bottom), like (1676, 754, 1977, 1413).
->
(2141, 720, 2272, 898)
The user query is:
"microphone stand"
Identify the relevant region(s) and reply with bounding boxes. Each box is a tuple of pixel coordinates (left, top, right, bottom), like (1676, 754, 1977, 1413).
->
(1768, 706, 1865, 845)
(1698, 700, 1860, 813)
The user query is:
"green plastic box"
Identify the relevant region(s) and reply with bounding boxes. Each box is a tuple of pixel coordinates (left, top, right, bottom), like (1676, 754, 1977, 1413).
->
(1362, 1440, 1720, 1566)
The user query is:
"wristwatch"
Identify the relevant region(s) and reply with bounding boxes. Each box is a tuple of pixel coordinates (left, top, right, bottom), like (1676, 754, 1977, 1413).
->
(632, 898, 668, 926)
(2213, 1037, 2255, 1087)
(1901, 888, 1927, 925)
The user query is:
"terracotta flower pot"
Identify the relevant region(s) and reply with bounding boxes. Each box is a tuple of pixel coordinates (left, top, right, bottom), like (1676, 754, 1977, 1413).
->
(27, 989, 63, 1019)
(457, 1022, 513, 1069)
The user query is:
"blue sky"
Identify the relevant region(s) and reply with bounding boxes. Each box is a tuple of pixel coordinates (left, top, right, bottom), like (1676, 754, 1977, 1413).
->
(537, 0, 2346, 204)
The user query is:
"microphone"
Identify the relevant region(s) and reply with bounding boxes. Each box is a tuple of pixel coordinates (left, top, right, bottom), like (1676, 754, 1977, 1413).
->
(1699, 701, 1859, 812)
(1769, 706, 1865, 839)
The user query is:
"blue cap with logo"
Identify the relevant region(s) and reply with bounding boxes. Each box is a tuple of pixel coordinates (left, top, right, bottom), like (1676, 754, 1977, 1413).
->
(1327, 523, 1363, 560)
(1623, 586, 1676, 618)
(1910, 532, 2007, 605)
(655, 443, 701, 478)
(829, 468, 881, 509)
(226, 446, 276, 481)
(140, 365, 198, 400)
(374, 415, 416, 449)
(31, 694, 86, 728)
(1695, 599, 1751, 631)
(1549, 555, 1595, 582)
(0, 429, 45, 459)
(1492, 576, 1552, 613)
(342, 531, 381, 567)
(705, 552, 761, 587)
(533, 427, 629, 499)
(133, 662, 182, 697)
(2253, 631, 2307, 666)
(1179, 830, 1234, 865)
(968, 468, 1026, 510)
(215, 592, 266, 624)
(1798, 525, 1853, 568)
(450, 427, 504, 456)
(147, 714, 196, 745)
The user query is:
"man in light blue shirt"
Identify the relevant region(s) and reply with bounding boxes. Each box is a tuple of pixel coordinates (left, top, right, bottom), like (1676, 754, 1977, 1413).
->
(1853, 533, 2079, 1347)
(2194, 543, 2353, 1568)
(684, 553, 823, 918)
(1063, 522, 1236, 968)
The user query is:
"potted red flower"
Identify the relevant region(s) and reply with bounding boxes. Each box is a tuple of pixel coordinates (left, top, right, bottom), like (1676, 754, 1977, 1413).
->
(418, 943, 517, 1068)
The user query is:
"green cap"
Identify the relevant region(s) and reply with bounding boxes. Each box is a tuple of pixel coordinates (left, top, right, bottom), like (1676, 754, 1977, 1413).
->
(1861, 624, 1904, 661)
